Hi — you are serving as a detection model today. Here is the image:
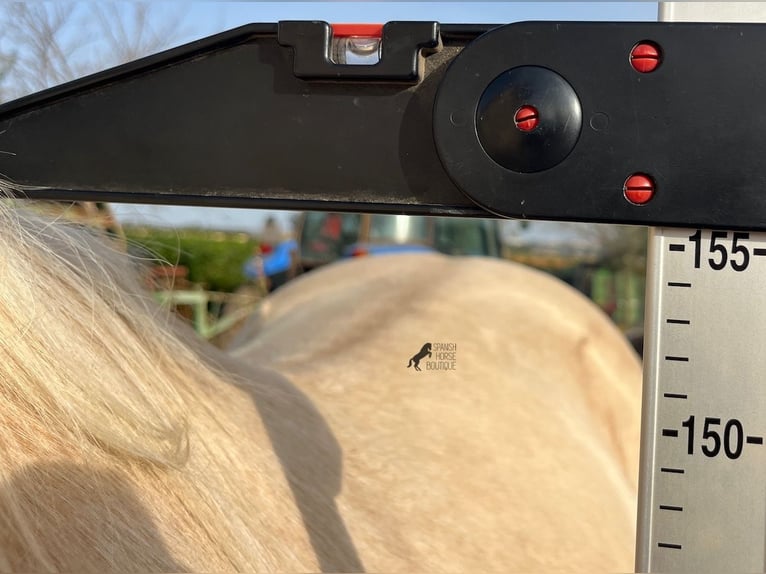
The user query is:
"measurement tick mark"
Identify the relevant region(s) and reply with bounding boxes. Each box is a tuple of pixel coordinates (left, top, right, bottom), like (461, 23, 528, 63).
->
(663, 393, 688, 399)
(665, 356, 689, 362)
(747, 436, 764, 445)
(660, 467, 685, 474)
(754, 248, 766, 257)
(668, 244, 685, 252)
(662, 429, 679, 437)
(659, 505, 683, 512)
(658, 543, 682, 550)
(666, 319, 691, 325)
(667, 281, 692, 288)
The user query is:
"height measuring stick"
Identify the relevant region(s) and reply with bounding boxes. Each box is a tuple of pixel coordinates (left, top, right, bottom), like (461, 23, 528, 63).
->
(1, 4, 766, 572)
(636, 3, 766, 572)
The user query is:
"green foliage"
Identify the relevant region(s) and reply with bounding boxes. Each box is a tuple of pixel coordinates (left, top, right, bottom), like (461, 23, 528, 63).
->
(124, 226, 258, 292)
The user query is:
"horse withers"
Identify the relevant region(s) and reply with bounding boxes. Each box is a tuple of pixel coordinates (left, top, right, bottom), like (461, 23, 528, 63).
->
(0, 198, 643, 571)
(231, 252, 643, 572)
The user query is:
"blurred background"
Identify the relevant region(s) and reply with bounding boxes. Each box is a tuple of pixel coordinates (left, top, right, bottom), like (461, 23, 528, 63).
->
(0, 2, 657, 351)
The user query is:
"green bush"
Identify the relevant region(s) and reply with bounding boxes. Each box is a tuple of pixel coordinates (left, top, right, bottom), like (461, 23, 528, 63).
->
(124, 226, 259, 292)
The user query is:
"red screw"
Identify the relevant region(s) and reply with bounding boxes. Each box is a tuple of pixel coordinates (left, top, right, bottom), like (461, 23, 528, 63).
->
(514, 105, 539, 132)
(630, 42, 661, 73)
(624, 173, 655, 205)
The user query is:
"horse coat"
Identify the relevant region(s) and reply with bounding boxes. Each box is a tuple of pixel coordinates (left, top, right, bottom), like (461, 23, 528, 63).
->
(231, 253, 643, 573)
(0, 203, 643, 572)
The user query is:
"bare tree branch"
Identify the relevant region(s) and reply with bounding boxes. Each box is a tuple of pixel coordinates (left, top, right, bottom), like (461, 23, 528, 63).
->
(91, 3, 189, 65)
(0, 2, 189, 102)
(2, 3, 80, 95)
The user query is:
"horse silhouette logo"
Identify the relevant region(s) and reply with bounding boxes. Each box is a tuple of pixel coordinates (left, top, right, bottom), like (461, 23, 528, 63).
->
(407, 343, 432, 371)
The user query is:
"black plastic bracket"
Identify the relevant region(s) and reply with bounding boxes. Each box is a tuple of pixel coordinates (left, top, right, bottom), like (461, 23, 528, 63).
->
(3, 20, 766, 230)
(0, 23, 489, 217)
(434, 22, 766, 230)
(433, 21, 766, 230)
(278, 21, 441, 83)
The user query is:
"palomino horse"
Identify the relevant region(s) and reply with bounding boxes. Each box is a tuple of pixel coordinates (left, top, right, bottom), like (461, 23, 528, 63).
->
(0, 203, 642, 572)
(229, 253, 643, 573)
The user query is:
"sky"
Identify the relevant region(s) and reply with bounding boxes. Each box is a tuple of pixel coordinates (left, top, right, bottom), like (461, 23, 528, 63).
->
(84, 2, 660, 232)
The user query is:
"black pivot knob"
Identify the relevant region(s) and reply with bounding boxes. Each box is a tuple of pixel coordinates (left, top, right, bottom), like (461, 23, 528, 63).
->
(476, 66, 582, 173)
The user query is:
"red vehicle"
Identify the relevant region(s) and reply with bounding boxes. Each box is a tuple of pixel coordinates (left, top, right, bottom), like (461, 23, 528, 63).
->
(297, 212, 502, 270)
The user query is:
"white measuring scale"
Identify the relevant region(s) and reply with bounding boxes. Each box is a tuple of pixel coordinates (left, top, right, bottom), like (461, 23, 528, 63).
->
(636, 5, 766, 571)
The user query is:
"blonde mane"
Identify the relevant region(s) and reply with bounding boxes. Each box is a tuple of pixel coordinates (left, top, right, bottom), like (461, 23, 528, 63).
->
(0, 200, 643, 572)
(0, 204, 353, 571)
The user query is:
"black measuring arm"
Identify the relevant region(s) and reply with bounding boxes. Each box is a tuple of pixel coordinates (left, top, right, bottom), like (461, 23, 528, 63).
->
(0, 20, 764, 229)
